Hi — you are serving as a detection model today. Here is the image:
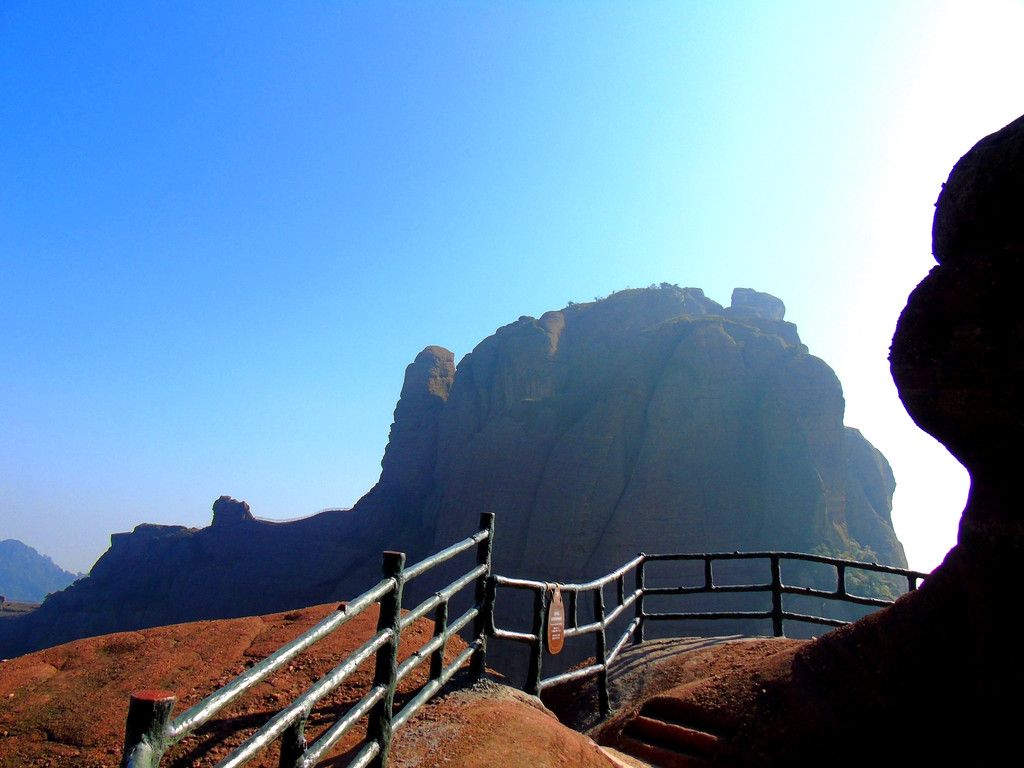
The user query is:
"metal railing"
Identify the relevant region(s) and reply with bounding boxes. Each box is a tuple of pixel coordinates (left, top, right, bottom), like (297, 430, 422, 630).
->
(490, 550, 928, 716)
(122, 517, 929, 764)
(120, 513, 495, 768)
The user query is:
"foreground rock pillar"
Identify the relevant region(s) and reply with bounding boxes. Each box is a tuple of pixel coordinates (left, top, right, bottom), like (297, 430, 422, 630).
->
(721, 113, 1024, 766)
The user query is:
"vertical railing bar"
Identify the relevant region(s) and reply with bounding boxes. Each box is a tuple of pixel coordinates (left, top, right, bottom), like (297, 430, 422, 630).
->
(485, 575, 498, 635)
(568, 590, 578, 630)
(635, 554, 646, 644)
(121, 690, 176, 768)
(471, 512, 495, 679)
(429, 597, 449, 682)
(525, 586, 548, 696)
(704, 556, 714, 590)
(593, 584, 609, 717)
(770, 554, 784, 637)
(367, 551, 405, 768)
(279, 712, 308, 768)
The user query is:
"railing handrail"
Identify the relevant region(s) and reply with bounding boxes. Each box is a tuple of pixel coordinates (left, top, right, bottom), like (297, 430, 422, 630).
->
(489, 549, 929, 716)
(644, 549, 929, 579)
(168, 578, 395, 742)
(492, 553, 646, 594)
(121, 513, 495, 768)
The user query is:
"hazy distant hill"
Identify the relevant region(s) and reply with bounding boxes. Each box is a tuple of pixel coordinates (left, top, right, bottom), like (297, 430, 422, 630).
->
(0, 539, 81, 602)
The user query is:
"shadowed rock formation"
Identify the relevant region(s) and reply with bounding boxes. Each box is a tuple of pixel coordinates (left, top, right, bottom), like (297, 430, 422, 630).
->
(211, 495, 256, 527)
(0, 502, 384, 657)
(0, 287, 905, 661)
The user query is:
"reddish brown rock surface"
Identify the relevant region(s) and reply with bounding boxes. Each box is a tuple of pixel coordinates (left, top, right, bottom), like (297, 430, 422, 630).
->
(0, 603, 470, 768)
(0, 608, 810, 768)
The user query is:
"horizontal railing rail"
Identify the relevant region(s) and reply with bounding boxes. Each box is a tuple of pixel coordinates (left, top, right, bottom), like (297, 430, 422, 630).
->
(490, 550, 928, 716)
(121, 513, 495, 768)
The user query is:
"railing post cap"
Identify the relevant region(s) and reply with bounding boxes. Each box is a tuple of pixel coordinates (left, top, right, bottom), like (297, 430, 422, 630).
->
(130, 690, 176, 703)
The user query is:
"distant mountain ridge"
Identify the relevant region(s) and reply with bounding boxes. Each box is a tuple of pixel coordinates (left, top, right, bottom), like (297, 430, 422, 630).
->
(0, 285, 905, 659)
(0, 539, 81, 603)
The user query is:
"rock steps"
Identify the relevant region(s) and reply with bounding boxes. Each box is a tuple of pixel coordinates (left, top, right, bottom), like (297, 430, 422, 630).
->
(616, 695, 733, 768)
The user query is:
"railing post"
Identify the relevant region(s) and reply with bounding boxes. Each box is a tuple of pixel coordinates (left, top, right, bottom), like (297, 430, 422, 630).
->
(525, 586, 548, 696)
(836, 563, 847, 597)
(471, 512, 496, 679)
(635, 555, 646, 643)
(368, 550, 406, 768)
(485, 575, 498, 635)
(279, 715, 308, 768)
(770, 554, 784, 637)
(704, 556, 714, 590)
(120, 690, 176, 768)
(430, 597, 449, 681)
(594, 585, 610, 717)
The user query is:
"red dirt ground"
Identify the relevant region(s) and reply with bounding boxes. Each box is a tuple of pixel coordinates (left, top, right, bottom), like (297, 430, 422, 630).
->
(0, 603, 470, 768)
(1, 605, 811, 768)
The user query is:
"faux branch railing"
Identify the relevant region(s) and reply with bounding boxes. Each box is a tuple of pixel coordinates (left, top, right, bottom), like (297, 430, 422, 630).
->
(121, 513, 494, 768)
(122, 521, 929, 766)
(490, 550, 928, 716)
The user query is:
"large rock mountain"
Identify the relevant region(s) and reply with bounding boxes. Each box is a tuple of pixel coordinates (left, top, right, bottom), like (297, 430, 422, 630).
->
(370, 285, 904, 583)
(0, 286, 905, 658)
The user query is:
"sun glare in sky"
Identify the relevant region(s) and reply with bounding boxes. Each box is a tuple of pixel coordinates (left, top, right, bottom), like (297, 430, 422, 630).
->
(2, 1, 1023, 575)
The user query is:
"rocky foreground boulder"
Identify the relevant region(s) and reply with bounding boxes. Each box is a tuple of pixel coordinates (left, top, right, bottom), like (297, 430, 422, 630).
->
(0, 286, 905, 660)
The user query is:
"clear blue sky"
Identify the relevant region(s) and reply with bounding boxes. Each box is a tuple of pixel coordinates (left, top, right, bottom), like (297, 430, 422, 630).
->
(2, 1, 1023, 574)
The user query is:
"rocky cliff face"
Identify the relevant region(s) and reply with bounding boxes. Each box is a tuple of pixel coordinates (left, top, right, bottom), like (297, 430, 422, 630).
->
(375, 286, 904, 586)
(0, 286, 905, 659)
(0, 499, 371, 657)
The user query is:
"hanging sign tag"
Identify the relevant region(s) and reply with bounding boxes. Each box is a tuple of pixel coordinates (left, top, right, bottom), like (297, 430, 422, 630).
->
(547, 586, 565, 655)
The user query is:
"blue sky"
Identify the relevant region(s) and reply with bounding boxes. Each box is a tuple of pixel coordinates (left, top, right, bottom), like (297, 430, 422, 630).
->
(3, 1, 1023, 575)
